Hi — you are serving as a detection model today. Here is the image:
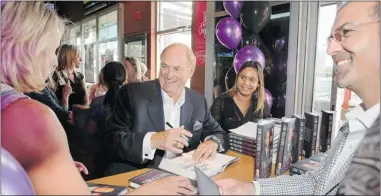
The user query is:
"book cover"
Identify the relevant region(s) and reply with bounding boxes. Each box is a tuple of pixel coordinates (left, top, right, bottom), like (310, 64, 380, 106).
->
(255, 119, 275, 180)
(275, 117, 295, 175)
(87, 183, 128, 195)
(289, 159, 321, 176)
(291, 114, 305, 163)
(129, 169, 175, 188)
(229, 142, 256, 152)
(319, 110, 335, 153)
(303, 112, 320, 158)
(229, 137, 256, 149)
(228, 133, 256, 145)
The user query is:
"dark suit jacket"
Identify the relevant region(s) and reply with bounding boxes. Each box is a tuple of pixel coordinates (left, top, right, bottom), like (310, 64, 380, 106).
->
(105, 79, 228, 175)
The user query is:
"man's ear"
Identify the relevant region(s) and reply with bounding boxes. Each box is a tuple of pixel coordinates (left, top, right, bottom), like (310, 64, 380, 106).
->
(189, 65, 196, 77)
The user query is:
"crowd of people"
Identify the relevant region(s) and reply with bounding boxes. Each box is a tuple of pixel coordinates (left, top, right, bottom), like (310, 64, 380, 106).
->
(1, 1, 379, 195)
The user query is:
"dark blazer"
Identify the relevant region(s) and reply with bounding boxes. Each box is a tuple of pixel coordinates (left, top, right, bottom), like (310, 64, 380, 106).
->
(105, 79, 228, 175)
(210, 92, 271, 132)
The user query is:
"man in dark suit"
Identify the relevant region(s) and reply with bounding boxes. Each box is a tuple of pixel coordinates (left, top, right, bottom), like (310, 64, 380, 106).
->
(105, 43, 228, 175)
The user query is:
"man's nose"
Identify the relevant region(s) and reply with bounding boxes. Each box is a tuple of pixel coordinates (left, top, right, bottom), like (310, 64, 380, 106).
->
(327, 39, 343, 56)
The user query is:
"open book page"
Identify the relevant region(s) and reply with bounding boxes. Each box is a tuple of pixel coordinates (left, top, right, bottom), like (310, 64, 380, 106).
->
(229, 122, 258, 139)
(158, 151, 239, 180)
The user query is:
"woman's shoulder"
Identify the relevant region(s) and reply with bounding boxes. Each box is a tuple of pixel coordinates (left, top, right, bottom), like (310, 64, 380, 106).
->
(74, 71, 84, 80)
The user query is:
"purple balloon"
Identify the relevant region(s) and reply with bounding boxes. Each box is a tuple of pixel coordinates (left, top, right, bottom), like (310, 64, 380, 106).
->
(264, 88, 273, 109)
(216, 17, 242, 50)
(273, 36, 287, 53)
(223, 1, 244, 18)
(1, 148, 35, 195)
(233, 46, 265, 73)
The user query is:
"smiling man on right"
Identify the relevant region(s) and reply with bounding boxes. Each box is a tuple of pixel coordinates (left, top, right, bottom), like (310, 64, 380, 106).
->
(215, 2, 380, 195)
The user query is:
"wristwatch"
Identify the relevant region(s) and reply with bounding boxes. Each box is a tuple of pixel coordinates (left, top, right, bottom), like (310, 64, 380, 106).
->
(206, 136, 222, 151)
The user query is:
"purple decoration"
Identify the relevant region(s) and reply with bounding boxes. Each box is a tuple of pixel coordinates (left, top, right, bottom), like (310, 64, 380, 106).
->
(264, 88, 273, 109)
(276, 93, 286, 109)
(1, 148, 35, 195)
(233, 46, 266, 73)
(223, 1, 244, 18)
(273, 36, 287, 53)
(215, 17, 242, 50)
(274, 50, 288, 83)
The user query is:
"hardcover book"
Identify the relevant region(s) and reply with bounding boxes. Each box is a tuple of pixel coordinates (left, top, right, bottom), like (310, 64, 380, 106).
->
(291, 114, 305, 163)
(275, 117, 295, 175)
(319, 110, 336, 153)
(254, 119, 275, 179)
(303, 112, 320, 158)
(87, 183, 128, 195)
(289, 159, 322, 176)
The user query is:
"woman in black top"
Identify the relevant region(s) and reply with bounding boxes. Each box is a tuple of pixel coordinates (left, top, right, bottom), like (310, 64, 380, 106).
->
(52, 44, 89, 110)
(210, 61, 271, 132)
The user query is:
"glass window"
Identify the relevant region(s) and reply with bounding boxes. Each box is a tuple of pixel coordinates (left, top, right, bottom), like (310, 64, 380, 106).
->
(99, 41, 118, 69)
(82, 19, 97, 45)
(312, 4, 337, 113)
(125, 40, 146, 64)
(69, 25, 81, 46)
(84, 43, 96, 83)
(157, 31, 192, 87)
(158, 2, 192, 31)
(99, 11, 118, 41)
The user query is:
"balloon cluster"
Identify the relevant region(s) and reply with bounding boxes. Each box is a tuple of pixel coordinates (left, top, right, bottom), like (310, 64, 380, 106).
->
(216, 1, 274, 109)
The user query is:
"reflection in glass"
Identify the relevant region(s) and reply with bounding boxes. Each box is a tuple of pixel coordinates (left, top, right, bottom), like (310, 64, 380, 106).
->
(84, 44, 96, 83)
(83, 19, 97, 44)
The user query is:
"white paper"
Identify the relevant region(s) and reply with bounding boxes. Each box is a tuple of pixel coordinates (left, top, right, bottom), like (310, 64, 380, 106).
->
(229, 122, 258, 139)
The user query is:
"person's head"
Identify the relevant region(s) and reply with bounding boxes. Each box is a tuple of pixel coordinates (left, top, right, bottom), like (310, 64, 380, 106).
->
(57, 44, 82, 71)
(102, 61, 127, 109)
(1, 2, 65, 93)
(327, 2, 380, 93)
(124, 57, 146, 82)
(159, 43, 196, 98)
(229, 61, 265, 114)
(98, 67, 105, 85)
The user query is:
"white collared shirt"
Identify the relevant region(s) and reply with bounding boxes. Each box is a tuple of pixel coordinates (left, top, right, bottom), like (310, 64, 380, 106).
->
(253, 102, 380, 195)
(142, 89, 186, 160)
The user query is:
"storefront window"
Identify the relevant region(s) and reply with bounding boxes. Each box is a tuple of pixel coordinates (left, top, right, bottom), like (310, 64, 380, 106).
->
(99, 41, 118, 69)
(158, 2, 192, 31)
(99, 10, 118, 41)
(125, 40, 146, 64)
(82, 19, 97, 45)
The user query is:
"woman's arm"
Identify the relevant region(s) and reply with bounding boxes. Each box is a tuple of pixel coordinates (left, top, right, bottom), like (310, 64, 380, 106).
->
(1, 99, 91, 195)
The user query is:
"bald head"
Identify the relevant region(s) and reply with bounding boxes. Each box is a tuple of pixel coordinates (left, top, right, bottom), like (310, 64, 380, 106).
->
(337, 2, 380, 20)
(160, 43, 196, 68)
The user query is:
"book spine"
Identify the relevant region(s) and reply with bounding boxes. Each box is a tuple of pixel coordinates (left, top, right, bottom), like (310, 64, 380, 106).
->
(229, 143, 256, 152)
(291, 116, 300, 163)
(299, 117, 305, 160)
(229, 138, 256, 149)
(230, 147, 256, 157)
(228, 134, 256, 144)
(327, 113, 333, 150)
(289, 166, 306, 175)
(311, 115, 319, 155)
(303, 114, 313, 158)
(319, 111, 330, 153)
(275, 122, 287, 175)
(255, 124, 263, 180)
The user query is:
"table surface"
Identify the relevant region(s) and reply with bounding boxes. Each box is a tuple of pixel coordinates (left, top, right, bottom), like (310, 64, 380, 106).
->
(88, 150, 284, 187)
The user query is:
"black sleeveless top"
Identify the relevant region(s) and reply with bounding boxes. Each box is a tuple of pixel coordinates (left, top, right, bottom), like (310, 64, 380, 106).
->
(53, 71, 86, 110)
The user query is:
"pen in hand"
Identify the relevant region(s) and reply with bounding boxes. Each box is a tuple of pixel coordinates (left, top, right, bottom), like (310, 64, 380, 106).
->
(166, 122, 190, 141)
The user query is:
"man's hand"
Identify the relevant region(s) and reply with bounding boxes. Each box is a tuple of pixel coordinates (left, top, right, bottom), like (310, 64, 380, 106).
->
(192, 140, 218, 162)
(130, 176, 195, 195)
(74, 161, 89, 175)
(215, 178, 255, 195)
(150, 126, 193, 154)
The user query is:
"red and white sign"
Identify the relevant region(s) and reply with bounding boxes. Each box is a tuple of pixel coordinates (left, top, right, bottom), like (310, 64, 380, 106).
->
(192, 1, 207, 67)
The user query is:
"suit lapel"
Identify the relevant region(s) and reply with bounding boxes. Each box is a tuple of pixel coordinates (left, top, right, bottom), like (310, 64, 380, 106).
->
(180, 89, 193, 130)
(147, 80, 165, 131)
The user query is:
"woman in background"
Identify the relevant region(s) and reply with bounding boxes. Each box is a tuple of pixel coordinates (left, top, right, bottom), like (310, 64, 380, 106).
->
(123, 57, 149, 83)
(210, 61, 271, 132)
(1, 2, 194, 195)
(88, 67, 107, 102)
(52, 44, 89, 109)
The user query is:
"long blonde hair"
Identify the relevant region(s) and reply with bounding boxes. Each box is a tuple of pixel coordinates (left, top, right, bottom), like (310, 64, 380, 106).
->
(124, 57, 147, 82)
(56, 44, 80, 71)
(1, 2, 66, 92)
(229, 61, 265, 115)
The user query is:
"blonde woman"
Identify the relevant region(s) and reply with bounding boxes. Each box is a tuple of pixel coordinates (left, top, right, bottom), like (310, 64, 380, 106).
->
(52, 44, 89, 109)
(210, 61, 271, 132)
(123, 57, 149, 82)
(1, 3, 196, 195)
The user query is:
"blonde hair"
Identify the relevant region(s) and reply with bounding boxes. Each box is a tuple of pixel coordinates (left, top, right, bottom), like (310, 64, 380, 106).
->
(124, 57, 148, 82)
(229, 61, 265, 115)
(1, 2, 66, 92)
(56, 44, 80, 71)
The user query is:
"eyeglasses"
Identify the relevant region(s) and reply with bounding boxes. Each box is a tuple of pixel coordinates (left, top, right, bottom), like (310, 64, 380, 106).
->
(326, 21, 379, 45)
